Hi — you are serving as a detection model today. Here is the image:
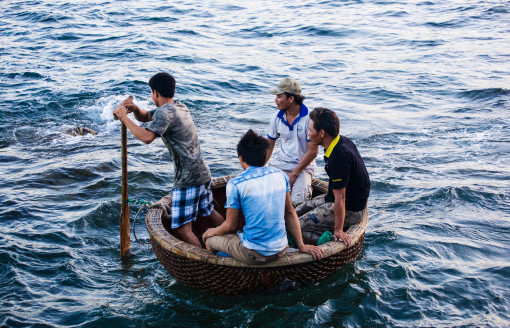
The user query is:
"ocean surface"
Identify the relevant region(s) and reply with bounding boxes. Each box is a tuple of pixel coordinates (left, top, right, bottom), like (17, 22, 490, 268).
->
(1, 0, 509, 327)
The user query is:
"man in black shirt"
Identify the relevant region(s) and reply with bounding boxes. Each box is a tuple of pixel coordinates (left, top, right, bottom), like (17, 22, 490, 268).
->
(295, 107, 370, 246)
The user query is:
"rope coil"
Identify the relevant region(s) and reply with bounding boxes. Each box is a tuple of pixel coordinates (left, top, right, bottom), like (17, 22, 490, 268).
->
(127, 198, 153, 245)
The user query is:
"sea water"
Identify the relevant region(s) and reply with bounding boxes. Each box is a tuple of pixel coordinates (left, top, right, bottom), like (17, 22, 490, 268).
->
(0, 1, 509, 327)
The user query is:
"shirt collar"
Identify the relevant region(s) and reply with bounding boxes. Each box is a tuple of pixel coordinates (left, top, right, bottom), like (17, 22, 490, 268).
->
(245, 166, 263, 173)
(324, 135, 340, 158)
(276, 103, 308, 131)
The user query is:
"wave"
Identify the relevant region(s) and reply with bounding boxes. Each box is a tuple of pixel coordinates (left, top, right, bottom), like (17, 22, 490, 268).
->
(4, 10, 71, 23)
(75, 202, 119, 230)
(3, 72, 51, 80)
(384, 185, 507, 212)
(296, 26, 355, 38)
(176, 29, 199, 36)
(484, 5, 509, 14)
(51, 32, 82, 41)
(0, 207, 33, 222)
(457, 88, 509, 100)
(138, 16, 179, 23)
(408, 39, 444, 47)
(424, 19, 465, 28)
(161, 54, 216, 64)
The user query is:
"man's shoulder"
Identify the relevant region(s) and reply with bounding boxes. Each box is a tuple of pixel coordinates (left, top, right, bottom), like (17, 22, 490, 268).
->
(331, 136, 358, 160)
(340, 135, 352, 143)
(159, 101, 188, 111)
(269, 110, 282, 124)
(230, 167, 285, 185)
(158, 101, 196, 130)
(174, 101, 189, 110)
(151, 102, 175, 119)
(264, 166, 287, 179)
(340, 136, 360, 151)
(330, 136, 347, 156)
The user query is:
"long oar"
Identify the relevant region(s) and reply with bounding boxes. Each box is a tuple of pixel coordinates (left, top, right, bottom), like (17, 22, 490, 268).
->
(120, 122, 130, 257)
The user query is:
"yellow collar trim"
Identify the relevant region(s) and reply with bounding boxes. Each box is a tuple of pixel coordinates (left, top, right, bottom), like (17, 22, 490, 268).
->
(325, 135, 340, 158)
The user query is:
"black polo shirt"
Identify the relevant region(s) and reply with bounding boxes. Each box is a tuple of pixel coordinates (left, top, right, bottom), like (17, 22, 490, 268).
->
(324, 135, 370, 211)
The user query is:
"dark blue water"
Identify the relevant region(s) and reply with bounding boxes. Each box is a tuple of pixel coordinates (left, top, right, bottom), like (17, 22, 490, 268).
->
(1, 1, 509, 327)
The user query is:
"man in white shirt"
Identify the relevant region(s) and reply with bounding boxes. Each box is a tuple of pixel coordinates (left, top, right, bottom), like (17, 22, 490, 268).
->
(266, 78, 319, 206)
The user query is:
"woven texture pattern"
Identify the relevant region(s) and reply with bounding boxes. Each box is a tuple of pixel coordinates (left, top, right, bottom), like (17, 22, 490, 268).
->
(146, 176, 368, 295)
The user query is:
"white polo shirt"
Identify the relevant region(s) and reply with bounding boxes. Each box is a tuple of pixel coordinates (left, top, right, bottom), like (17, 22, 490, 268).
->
(267, 103, 316, 173)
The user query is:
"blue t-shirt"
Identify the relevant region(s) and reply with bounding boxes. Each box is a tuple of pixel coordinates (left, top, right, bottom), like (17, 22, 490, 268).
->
(225, 166, 290, 256)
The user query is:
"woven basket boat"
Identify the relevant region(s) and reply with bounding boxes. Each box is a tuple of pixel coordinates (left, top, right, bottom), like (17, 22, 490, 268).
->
(145, 175, 368, 296)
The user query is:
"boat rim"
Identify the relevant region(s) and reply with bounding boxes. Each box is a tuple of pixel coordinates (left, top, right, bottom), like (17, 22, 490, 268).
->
(145, 175, 369, 268)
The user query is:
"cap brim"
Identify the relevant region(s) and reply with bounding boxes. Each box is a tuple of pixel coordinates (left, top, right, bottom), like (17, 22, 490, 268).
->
(269, 87, 282, 95)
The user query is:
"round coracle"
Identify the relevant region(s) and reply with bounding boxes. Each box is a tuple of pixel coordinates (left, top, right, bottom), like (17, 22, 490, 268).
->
(145, 176, 368, 295)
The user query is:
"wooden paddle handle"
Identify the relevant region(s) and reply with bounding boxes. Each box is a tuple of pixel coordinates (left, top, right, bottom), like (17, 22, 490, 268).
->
(120, 122, 130, 257)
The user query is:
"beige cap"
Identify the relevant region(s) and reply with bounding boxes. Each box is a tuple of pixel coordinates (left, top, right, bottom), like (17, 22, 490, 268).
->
(269, 78, 302, 95)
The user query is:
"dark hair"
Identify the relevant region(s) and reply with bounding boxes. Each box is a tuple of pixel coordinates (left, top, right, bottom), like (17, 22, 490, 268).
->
(237, 129, 269, 167)
(148, 72, 176, 98)
(284, 92, 306, 105)
(309, 107, 340, 138)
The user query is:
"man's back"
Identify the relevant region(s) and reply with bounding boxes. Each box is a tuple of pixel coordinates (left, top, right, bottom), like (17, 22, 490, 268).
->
(226, 166, 289, 256)
(203, 128, 324, 263)
(146, 101, 211, 188)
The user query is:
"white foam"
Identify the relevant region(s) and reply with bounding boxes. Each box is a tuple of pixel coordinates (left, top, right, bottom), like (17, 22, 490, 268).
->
(81, 94, 155, 134)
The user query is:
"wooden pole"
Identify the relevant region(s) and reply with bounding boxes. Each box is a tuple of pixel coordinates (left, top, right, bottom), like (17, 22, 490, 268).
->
(120, 122, 130, 257)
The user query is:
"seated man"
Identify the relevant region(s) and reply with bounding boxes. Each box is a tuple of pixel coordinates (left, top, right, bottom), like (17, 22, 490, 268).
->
(202, 129, 323, 265)
(297, 107, 370, 246)
(266, 78, 319, 207)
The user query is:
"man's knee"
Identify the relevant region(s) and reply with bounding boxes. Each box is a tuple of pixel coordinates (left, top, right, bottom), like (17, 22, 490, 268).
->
(299, 204, 335, 237)
(298, 212, 320, 232)
(296, 196, 330, 218)
(290, 171, 313, 205)
(315, 202, 334, 218)
(174, 222, 193, 237)
(205, 234, 237, 252)
(295, 201, 311, 217)
(344, 207, 367, 227)
(204, 235, 217, 250)
(296, 194, 323, 216)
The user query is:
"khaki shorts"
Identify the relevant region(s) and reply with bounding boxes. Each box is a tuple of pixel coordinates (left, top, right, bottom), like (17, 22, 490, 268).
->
(274, 167, 313, 206)
(296, 194, 368, 242)
(205, 234, 286, 265)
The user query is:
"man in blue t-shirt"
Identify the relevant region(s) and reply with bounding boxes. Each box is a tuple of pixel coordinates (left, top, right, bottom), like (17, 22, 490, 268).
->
(203, 129, 323, 265)
(297, 107, 370, 246)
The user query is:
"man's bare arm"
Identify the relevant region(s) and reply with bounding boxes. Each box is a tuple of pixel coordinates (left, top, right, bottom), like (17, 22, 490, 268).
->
(332, 188, 352, 246)
(202, 208, 240, 243)
(113, 105, 157, 144)
(265, 138, 276, 165)
(288, 142, 319, 186)
(284, 192, 324, 259)
(121, 96, 152, 122)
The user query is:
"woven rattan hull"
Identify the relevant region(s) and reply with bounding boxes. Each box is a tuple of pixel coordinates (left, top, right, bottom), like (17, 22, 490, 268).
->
(146, 176, 368, 296)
